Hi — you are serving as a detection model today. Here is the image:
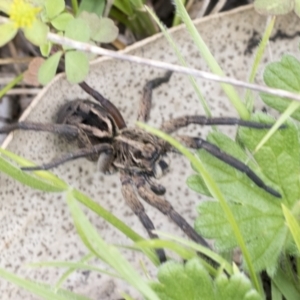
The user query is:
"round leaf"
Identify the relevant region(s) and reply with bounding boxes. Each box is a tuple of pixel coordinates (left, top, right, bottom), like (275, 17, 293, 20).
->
(24, 19, 48, 46)
(45, 0, 65, 19)
(64, 18, 90, 43)
(51, 12, 74, 31)
(93, 18, 118, 43)
(38, 51, 63, 85)
(78, 11, 100, 36)
(65, 50, 89, 84)
(0, 22, 17, 47)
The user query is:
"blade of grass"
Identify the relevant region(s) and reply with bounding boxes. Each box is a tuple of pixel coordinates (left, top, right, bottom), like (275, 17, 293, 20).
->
(137, 122, 262, 295)
(254, 101, 300, 153)
(272, 268, 300, 300)
(0, 154, 67, 192)
(245, 16, 276, 111)
(282, 204, 300, 252)
(146, 6, 211, 117)
(29, 261, 121, 279)
(0, 148, 67, 190)
(151, 230, 232, 275)
(135, 239, 197, 261)
(173, 0, 249, 119)
(0, 267, 90, 300)
(0, 73, 23, 99)
(66, 190, 161, 300)
(72, 189, 160, 265)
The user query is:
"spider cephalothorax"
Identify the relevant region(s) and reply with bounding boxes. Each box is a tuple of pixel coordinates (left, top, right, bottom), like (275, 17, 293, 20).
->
(0, 71, 281, 263)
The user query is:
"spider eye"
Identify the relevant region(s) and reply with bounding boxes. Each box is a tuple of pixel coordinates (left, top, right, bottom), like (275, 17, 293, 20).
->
(154, 158, 169, 179)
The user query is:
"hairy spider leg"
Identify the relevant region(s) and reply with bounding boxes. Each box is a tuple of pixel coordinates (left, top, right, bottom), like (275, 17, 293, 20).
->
(178, 136, 281, 198)
(22, 144, 113, 171)
(160, 116, 282, 198)
(120, 172, 167, 262)
(137, 71, 173, 122)
(132, 175, 211, 249)
(0, 122, 79, 137)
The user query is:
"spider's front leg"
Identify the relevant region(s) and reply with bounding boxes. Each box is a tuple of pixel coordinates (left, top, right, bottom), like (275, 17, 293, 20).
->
(120, 172, 167, 263)
(137, 71, 172, 122)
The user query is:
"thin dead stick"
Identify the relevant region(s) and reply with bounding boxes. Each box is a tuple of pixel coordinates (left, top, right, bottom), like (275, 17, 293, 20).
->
(47, 32, 300, 103)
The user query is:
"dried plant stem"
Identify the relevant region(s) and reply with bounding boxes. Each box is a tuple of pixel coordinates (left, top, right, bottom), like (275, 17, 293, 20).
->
(47, 32, 300, 103)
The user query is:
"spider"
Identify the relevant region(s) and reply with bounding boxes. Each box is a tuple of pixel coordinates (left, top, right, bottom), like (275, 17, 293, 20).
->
(0, 71, 281, 263)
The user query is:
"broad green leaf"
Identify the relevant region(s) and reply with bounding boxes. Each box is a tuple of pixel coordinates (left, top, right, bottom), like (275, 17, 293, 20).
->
(45, 0, 65, 19)
(194, 115, 299, 272)
(151, 258, 261, 300)
(187, 174, 211, 197)
(254, 0, 294, 15)
(261, 55, 300, 120)
(23, 19, 48, 46)
(64, 18, 91, 43)
(93, 18, 118, 43)
(78, 11, 100, 35)
(0, 267, 90, 300)
(65, 51, 89, 84)
(78, 12, 118, 43)
(0, 22, 17, 47)
(51, 12, 74, 31)
(78, 0, 105, 17)
(38, 51, 63, 85)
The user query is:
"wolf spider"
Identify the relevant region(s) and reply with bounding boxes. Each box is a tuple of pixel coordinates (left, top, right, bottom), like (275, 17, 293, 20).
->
(0, 72, 281, 262)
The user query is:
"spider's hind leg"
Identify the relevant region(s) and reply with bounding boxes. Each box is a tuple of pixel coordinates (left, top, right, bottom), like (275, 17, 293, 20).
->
(120, 172, 167, 263)
(132, 175, 211, 249)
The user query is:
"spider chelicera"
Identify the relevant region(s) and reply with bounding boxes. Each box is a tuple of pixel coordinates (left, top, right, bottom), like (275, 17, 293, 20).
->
(0, 71, 281, 263)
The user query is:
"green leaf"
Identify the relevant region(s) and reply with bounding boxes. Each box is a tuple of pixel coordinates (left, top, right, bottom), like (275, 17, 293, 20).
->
(151, 258, 261, 300)
(0, 22, 17, 47)
(51, 12, 74, 31)
(93, 17, 118, 43)
(65, 50, 89, 84)
(261, 54, 300, 121)
(186, 174, 211, 197)
(194, 115, 300, 272)
(38, 51, 63, 85)
(0, 153, 66, 192)
(39, 41, 52, 57)
(0, 267, 90, 300)
(78, 12, 118, 43)
(23, 19, 49, 46)
(254, 0, 294, 15)
(45, 0, 65, 19)
(64, 18, 91, 43)
(78, 0, 105, 17)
